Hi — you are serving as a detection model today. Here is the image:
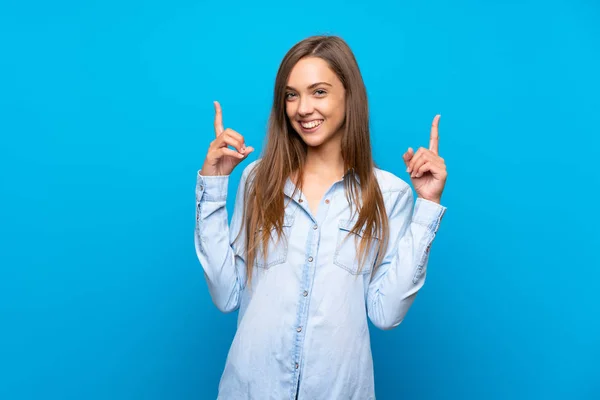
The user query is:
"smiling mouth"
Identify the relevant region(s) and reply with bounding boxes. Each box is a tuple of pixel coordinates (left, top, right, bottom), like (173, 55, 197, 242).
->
(299, 119, 324, 129)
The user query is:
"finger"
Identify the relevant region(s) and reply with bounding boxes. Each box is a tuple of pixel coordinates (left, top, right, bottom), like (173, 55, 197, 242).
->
(411, 156, 430, 178)
(414, 161, 434, 178)
(215, 130, 245, 153)
(221, 135, 245, 154)
(417, 160, 447, 180)
(408, 147, 427, 173)
(219, 147, 245, 160)
(242, 146, 255, 158)
(410, 151, 442, 177)
(402, 150, 411, 166)
(223, 129, 246, 150)
(415, 159, 445, 178)
(403, 147, 414, 166)
(429, 115, 440, 155)
(214, 101, 224, 137)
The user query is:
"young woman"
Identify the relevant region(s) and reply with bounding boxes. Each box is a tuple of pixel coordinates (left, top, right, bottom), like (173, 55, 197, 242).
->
(195, 35, 448, 400)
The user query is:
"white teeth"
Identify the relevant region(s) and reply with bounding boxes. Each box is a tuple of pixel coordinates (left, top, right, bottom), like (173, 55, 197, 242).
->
(300, 120, 323, 129)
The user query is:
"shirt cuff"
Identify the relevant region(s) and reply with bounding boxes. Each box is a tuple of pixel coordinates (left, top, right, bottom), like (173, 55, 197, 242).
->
(412, 197, 447, 233)
(197, 170, 229, 202)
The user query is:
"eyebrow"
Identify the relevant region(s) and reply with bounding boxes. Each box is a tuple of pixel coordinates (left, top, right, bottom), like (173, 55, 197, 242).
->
(285, 82, 333, 91)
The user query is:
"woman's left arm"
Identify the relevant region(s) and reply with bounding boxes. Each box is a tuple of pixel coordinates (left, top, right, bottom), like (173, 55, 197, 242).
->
(367, 115, 448, 330)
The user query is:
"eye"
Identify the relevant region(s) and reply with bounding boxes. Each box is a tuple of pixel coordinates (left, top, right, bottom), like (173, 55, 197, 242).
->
(285, 92, 297, 100)
(314, 89, 327, 96)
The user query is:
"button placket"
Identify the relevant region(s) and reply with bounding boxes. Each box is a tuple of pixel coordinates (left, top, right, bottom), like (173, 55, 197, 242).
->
(293, 217, 320, 380)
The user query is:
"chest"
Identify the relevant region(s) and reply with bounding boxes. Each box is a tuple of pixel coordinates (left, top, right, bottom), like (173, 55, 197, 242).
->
(301, 178, 337, 216)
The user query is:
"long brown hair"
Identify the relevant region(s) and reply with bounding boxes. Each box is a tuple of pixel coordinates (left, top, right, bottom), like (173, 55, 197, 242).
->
(239, 35, 389, 285)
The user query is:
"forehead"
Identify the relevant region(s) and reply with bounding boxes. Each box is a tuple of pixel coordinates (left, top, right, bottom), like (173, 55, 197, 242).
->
(287, 57, 340, 88)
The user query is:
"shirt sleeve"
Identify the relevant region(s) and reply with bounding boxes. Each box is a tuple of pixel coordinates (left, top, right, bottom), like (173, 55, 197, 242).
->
(367, 186, 447, 330)
(194, 167, 251, 313)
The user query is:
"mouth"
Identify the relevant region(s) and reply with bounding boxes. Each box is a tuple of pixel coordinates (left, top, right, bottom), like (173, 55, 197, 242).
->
(298, 119, 324, 133)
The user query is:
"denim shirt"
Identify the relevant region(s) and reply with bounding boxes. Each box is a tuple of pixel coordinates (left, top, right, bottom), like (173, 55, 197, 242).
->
(194, 160, 447, 400)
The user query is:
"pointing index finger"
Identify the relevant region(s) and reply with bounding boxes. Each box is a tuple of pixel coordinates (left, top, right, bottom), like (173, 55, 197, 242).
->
(429, 114, 440, 155)
(214, 101, 224, 136)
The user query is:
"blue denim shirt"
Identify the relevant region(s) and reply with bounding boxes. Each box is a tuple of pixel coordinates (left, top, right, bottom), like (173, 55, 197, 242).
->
(194, 160, 447, 400)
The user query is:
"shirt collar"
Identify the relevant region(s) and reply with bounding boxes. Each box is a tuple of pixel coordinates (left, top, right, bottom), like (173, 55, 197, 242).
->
(283, 168, 357, 200)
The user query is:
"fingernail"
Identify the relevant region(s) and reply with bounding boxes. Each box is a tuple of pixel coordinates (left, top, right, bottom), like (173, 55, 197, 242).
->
(406, 167, 410, 173)
(241, 146, 246, 153)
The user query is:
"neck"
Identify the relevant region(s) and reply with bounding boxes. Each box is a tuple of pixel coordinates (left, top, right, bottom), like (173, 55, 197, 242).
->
(304, 136, 344, 180)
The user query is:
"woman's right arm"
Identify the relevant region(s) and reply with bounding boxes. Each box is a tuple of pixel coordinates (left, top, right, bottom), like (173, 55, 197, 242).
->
(194, 164, 253, 312)
(194, 101, 255, 312)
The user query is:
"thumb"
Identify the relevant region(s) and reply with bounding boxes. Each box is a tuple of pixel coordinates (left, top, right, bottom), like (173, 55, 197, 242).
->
(232, 146, 255, 167)
(403, 148, 413, 166)
(242, 146, 255, 159)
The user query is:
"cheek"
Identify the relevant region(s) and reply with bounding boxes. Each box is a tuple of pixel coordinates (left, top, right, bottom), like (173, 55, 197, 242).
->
(327, 100, 345, 122)
(322, 97, 344, 120)
(285, 102, 297, 119)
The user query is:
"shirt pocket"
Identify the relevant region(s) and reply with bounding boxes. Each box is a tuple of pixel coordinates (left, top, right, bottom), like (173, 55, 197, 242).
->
(333, 219, 379, 275)
(255, 212, 295, 269)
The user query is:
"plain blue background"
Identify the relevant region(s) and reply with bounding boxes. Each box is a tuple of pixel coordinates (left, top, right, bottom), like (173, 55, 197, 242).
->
(1, 0, 599, 399)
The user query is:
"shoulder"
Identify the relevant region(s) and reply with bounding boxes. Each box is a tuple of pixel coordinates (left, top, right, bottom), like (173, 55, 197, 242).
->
(240, 158, 262, 182)
(374, 167, 415, 216)
(373, 167, 411, 195)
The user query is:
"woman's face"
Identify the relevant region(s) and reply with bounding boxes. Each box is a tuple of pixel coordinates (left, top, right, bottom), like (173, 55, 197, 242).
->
(285, 57, 346, 149)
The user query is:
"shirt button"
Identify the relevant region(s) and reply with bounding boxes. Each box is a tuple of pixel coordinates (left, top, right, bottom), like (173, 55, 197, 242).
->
(303, 291, 308, 297)
(325, 199, 330, 204)
(295, 363, 299, 369)
(313, 224, 318, 230)
(199, 185, 204, 191)
(297, 326, 302, 332)
(308, 256, 313, 262)
(299, 199, 303, 203)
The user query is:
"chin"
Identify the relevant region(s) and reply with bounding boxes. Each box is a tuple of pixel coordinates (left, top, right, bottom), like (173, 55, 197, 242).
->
(302, 138, 326, 148)
(292, 123, 327, 146)
(297, 131, 328, 148)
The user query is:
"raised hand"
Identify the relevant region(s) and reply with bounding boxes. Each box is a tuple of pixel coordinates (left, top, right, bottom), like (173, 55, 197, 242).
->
(201, 101, 254, 176)
(402, 115, 448, 204)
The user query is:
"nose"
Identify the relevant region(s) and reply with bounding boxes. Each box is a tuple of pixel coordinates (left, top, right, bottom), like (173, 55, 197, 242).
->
(297, 95, 314, 117)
